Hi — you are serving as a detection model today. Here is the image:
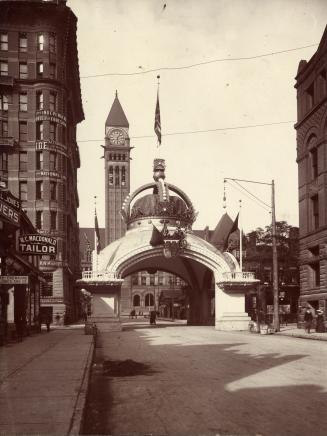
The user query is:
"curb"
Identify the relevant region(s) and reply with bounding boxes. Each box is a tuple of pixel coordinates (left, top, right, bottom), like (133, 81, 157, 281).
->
(276, 332, 327, 341)
(67, 336, 95, 435)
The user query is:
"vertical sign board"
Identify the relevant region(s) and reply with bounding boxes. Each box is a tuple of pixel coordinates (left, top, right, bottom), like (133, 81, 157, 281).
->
(0, 191, 20, 227)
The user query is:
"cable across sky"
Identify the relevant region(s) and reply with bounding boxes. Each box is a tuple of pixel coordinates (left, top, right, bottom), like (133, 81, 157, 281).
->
(78, 120, 295, 143)
(80, 43, 318, 79)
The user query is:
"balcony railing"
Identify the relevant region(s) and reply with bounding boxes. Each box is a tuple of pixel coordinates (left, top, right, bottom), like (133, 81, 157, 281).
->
(81, 270, 122, 282)
(221, 271, 257, 282)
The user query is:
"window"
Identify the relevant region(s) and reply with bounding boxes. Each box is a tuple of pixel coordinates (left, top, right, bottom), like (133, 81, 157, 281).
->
(50, 181, 57, 200)
(133, 295, 140, 306)
(19, 181, 27, 201)
(141, 275, 146, 286)
(19, 92, 27, 111)
(312, 195, 319, 229)
(36, 151, 43, 170)
(37, 34, 44, 51)
(36, 180, 43, 199)
(19, 121, 27, 142)
(36, 91, 43, 110)
(19, 62, 27, 79)
(145, 293, 154, 306)
(19, 151, 27, 171)
(149, 274, 155, 285)
(49, 63, 56, 79)
(49, 92, 56, 111)
(0, 120, 8, 137)
(61, 126, 66, 144)
(41, 273, 53, 297)
(0, 61, 8, 76)
(109, 166, 113, 185)
(36, 210, 43, 229)
(310, 262, 320, 288)
(37, 62, 43, 77)
(115, 166, 119, 186)
(19, 33, 27, 52)
(122, 166, 126, 186)
(0, 94, 8, 111)
(0, 152, 8, 171)
(50, 211, 56, 230)
(49, 122, 56, 141)
(311, 148, 318, 179)
(158, 273, 163, 286)
(0, 33, 8, 51)
(49, 152, 57, 171)
(49, 33, 56, 53)
(36, 121, 43, 140)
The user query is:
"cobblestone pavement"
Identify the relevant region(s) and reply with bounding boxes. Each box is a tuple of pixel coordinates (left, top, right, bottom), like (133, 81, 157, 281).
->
(0, 326, 93, 435)
(82, 320, 327, 436)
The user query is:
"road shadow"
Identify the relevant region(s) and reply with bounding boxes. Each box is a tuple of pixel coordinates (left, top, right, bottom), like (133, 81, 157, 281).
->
(81, 330, 327, 436)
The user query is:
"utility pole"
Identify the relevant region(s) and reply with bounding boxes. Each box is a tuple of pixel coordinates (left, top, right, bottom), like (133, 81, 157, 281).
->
(224, 177, 279, 331)
(271, 180, 279, 331)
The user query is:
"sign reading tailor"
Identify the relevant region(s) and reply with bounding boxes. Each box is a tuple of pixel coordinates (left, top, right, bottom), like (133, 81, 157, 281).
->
(19, 234, 57, 255)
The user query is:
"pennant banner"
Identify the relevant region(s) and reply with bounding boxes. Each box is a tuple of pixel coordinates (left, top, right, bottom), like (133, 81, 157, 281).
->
(154, 92, 161, 146)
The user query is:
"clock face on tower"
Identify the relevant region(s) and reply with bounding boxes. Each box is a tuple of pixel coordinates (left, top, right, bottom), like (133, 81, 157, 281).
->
(109, 129, 125, 145)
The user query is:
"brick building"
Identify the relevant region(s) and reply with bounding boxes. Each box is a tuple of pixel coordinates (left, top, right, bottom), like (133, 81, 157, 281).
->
(0, 0, 84, 323)
(295, 26, 327, 316)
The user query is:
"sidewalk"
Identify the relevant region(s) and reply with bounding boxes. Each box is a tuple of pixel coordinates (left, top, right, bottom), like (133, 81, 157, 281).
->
(0, 326, 94, 435)
(276, 324, 327, 341)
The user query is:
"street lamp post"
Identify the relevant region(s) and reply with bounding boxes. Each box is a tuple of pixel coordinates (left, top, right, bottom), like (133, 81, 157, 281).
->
(224, 177, 280, 332)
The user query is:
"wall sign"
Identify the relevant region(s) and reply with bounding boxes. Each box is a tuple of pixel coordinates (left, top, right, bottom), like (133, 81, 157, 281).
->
(0, 276, 29, 285)
(35, 110, 67, 127)
(35, 139, 67, 155)
(0, 199, 20, 226)
(19, 234, 57, 255)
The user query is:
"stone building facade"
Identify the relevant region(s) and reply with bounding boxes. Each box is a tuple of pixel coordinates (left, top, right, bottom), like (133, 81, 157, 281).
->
(0, 0, 84, 323)
(295, 26, 327, 315)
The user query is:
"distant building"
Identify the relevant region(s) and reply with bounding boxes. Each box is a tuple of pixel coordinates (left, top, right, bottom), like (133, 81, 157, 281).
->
(0, 0, 84, 323)
(295, 26, 327, 315)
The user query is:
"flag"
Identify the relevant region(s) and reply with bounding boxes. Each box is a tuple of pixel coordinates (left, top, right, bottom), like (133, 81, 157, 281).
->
(154, 91, 161, 145)
(223, 213, 239, 251)
(95, 212, 101, 254)
(150, 225, 164, 247)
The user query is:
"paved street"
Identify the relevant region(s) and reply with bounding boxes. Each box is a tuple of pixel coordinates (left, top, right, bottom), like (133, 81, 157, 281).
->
(83, 320, 327, 436)
(0, 327, 93, 435)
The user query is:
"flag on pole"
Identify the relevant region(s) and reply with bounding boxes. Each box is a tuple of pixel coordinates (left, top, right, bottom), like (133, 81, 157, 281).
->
(95, 212, 101, 254)
(154, 91, 161, 146)
(223, 213, 239, 251)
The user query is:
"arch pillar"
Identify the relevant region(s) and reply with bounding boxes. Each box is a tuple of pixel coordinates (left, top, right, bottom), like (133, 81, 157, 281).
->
(215, 282, 251, 331)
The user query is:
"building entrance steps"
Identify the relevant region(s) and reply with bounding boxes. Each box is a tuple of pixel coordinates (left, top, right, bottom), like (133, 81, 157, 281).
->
(0, 326, 94, 435)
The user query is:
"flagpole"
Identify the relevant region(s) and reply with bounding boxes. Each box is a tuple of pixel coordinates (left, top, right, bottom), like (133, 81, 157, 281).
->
(94, 196, 98, 275)
(155, 75, 161, 154)
(239, 199, 242, 271)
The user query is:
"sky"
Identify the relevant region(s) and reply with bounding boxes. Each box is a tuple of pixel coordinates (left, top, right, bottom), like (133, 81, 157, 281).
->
(68, 0, 327, 233)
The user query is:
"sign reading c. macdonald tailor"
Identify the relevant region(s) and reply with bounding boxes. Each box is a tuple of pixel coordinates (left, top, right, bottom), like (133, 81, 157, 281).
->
(19, 234, 57, 255)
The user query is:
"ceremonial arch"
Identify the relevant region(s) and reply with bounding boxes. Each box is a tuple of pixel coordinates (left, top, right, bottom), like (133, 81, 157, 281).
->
(77, 159, 258, 331)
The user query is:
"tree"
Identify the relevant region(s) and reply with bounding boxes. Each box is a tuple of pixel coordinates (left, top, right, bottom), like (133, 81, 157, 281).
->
(248, 221, 294, 248)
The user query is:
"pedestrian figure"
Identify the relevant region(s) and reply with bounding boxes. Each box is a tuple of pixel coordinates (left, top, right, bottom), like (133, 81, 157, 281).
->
(316, 309, 325, 333)
(150, 310, 156, 325)
(304, 308, 313, 333)
(45, 315, 51, 332)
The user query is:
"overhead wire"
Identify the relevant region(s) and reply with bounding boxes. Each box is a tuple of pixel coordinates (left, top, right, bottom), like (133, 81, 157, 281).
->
(225, 180, 271, 213)
(232, 180, 271, 209)
(80, 43, 318, 78)
(78, 119, 294, 143)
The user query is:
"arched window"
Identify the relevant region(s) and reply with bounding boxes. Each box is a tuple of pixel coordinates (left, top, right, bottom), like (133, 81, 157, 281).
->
(109, 166, 113, 185)
(122, 166, 126, 186)
(307, 134, 318, 180)
(133, 294, 140, 306)
(115, 166, 120, 186)
(145, 293, 154, 306)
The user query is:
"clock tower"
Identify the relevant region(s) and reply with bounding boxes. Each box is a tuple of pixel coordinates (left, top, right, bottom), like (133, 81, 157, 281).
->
(104, 91, 131, 245)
